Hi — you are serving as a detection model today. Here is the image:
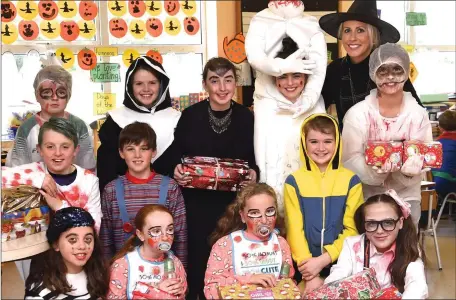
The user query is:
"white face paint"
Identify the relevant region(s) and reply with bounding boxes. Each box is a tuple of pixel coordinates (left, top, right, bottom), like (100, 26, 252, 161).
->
(268, 0, 304, 19)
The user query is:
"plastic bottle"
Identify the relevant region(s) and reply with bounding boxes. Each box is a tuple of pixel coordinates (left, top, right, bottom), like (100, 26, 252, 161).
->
(279, 262, 290, 279)
(164, 257, 176, 279)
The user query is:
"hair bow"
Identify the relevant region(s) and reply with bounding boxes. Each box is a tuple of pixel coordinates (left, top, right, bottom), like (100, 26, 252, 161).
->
(385, 189, 411, 219)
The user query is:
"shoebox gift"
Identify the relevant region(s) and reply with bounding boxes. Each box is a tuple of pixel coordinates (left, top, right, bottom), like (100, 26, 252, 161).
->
(181, 156, 249, 191)
(365, 141, 403, 168)
(219, 278, 301, 299)
(403, 141, 442, 168)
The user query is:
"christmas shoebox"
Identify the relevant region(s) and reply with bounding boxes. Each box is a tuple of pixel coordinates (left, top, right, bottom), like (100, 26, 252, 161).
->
(403, 141, 442, 168)
(181, 156, 249, 192)
(303, 268, 381, 299)
(365, 141, 403, 168)
(219, 278, 301, 300)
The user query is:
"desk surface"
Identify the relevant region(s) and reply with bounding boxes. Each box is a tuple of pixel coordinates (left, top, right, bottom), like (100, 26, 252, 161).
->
(421, 181, 436, 188)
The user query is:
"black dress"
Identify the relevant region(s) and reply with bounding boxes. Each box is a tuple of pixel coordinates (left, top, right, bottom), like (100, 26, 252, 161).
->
(322, 54, 422, 127)
(162, 100, 258, 300)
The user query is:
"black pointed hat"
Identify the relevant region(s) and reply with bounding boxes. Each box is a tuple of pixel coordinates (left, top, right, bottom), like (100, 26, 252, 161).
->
(319, 0, 400, 44)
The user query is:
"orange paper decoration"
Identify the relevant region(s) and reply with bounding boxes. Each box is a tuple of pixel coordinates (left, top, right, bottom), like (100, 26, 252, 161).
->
(77, 48, 97, 70)
(79, 0, 98, 21)
(146, 50, 163, 64)
(164, 1, 179, 16)
(1, 1, 17, 22)
(18, 20, 39, 41)
(183, 16, 199, 35)
(146, 17, 163, 38)
(128, 0, 146, 18)
(60, 20, 80, 41)
(38, 0, 59, 21)
(109, 18, 128, 38)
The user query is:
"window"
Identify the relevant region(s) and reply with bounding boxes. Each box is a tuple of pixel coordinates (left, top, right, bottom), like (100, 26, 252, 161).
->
(1, 0, 212, 139)
(377, 1, 455, 95)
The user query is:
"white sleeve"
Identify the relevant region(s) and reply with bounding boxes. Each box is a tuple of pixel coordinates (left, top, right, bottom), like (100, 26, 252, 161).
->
(245, 14, 285, 76)
(342, 115, 389, 186)
(300, 32, 327, 110)
(76, 124, 96, 172)
(86, 176, 102, 233)
(324, 239, 354, 284)
(402, 259, 428, 299)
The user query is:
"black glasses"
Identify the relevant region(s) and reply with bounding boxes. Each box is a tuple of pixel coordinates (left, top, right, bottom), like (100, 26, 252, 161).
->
(364, 219, 400, 232)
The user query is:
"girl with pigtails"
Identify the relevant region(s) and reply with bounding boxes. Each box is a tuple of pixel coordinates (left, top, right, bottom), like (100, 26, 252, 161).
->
(203, 183, 295, 299)
(107, 204, 187, 299)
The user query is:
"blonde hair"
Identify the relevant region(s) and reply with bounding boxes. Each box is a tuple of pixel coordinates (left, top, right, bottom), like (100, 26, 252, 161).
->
(337, 22, 381, 51)
(209, 183, 285, 245)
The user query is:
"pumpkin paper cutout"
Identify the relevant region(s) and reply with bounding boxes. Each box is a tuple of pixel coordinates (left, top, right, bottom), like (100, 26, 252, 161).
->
(109, 18, 128, 38)
(78, 48, 97, 70)
(146, 0, 162, 17)
(146, 50, 163, 64)
(122, 49, 140, 67)
(223, 32, 247, 64)
(17, 1, 38, 20)
(38, 0, 58, 21)
(40, 19, 60, 39)
(19, 20, 39, 41)
(164, 1, 179, 16)
(78, 20, 95, 39)
(128, 0, 146, 18)
(183, 16, 199, 36)
(129, 19, 146, 39)
(55, 47, 74, 69)
(1, 1, 17, 22)
(108, 0, 126, 17)
(1, 22, 18, 44)
(146, 17, 163, 38)
(79, 0, 98, 21)
(58, 0, 77, 18)
(60, 20, 80, 41)
(164, 17, 180, 36)
(181, 0, 196, 16)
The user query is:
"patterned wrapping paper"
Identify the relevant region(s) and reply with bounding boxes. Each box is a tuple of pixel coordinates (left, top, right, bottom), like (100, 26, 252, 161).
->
(182, 156, 250, 191)
(303, 268, 381, 299)
(365, 141, 403, 168)
(403, 141, 443, 168)
(219, 278, 301, 299)
(373, 286, 402, 299)
(2, 185, 50, 242)
(171, 96, 181, 111)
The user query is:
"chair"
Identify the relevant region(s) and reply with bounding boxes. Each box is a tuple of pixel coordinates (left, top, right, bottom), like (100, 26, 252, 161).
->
(434, 192, 456, 229)
(420, 188, 443, 270)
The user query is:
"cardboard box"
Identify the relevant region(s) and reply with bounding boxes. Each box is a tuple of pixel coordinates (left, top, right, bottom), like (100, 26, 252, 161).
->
(182, 156, 249, 191)
(365, 141, 403, 168)
(219, 278, 301, 299)
(403, 141, 442, 168)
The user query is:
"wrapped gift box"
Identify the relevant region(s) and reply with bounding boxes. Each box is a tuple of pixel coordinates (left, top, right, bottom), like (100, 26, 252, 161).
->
(182, 156, 249, 191)
(171, 96, 180, 111)
(219, 278, 301, 300)
(303, 268, 381, 299)
(403, 141, 442, 168)
(189, 93, 199, 106)
(365, 141, 403, 168)
(2, 185, 51, 262)
(374, 286, 402, 299)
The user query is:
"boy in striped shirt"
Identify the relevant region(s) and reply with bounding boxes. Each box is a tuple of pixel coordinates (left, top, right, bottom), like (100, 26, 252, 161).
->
(99, 122, 187, 268)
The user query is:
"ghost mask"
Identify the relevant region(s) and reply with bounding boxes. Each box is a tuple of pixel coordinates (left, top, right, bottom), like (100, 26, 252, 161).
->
(268, 0, 304, 19)
(369, 43, 410, 95)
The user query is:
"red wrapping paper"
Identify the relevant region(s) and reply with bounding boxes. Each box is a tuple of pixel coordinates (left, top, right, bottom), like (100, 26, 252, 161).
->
(403, 141, 442, 168)
(182, 156, 249, 191)
(365, 141, 403, 168)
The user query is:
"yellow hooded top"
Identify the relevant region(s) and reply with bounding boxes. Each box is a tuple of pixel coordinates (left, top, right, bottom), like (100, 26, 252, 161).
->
(283, 113, 364, 264)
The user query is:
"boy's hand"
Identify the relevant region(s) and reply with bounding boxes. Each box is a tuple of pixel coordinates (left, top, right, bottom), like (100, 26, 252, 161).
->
(173, 164, 191, 186)
(41, 174, 58, 198)
(241, 169, 257, 186)
(158, 278, 184, 296)
(299, 253, 331, 280)
(304, 276, 324, 294)
(248, 274, 277, 288)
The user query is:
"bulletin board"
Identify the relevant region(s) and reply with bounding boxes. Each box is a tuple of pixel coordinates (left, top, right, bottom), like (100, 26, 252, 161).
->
(1, 1, 208, 138)
(240, 0, 339, 107)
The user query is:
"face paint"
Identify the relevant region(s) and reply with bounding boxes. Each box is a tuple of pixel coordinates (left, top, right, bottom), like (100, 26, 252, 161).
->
(38, 80, 68, 101)
(375, 63, 407, 95)
(246, 206, 277, 239)
(146, 225, 174, 252)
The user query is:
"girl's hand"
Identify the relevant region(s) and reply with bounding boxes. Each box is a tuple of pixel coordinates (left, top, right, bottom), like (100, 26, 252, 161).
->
(248, 274, 277, 288)
(41, 174, 58, 198)
(401, 155, 424, 177)
(304, 276, 324, 294)
(173, 164, 191, 186)
(372, 158, 400, 174)
(299, 254, 331, 280)
(158, 278, 184, 296)
(39, 190, 63, 211)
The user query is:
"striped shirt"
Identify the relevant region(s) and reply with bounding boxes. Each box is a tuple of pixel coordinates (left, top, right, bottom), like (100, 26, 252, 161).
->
(100, 172, 188, 268)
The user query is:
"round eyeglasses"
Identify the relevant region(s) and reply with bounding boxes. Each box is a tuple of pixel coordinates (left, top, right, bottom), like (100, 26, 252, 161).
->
(364, 218, 400, 232)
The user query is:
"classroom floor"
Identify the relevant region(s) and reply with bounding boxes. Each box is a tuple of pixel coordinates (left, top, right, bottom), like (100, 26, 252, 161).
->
(1, 218, 455, 299)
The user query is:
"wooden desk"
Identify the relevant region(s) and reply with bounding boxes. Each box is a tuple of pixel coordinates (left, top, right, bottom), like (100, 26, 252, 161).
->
(421, 181, 436, 189)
